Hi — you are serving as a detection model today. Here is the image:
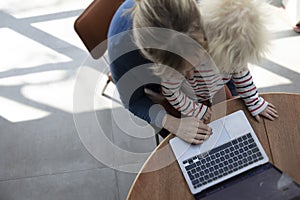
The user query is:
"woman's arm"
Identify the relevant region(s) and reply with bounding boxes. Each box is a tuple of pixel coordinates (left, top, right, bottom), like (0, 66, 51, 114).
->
(110, 51, 213, 143)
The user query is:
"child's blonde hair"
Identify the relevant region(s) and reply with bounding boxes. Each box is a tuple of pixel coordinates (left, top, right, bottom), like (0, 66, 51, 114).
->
(200, 0, 270, 73)
(132, 0, 207, 77)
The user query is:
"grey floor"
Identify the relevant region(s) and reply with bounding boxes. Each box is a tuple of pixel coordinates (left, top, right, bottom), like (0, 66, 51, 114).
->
(0, 0, 299, 200)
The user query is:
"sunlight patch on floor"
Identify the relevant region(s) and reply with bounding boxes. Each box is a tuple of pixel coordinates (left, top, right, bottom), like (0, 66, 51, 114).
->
(21, 77, 76, 113)
(0, 70, 70, 86)
(0, 96, 50, 122)
(266, 37, 300, 74)
(249, 64, 292, 89)
(32, 17, 86, 51)
(0, 0, 92, 18)
(0, 28, 71, 72)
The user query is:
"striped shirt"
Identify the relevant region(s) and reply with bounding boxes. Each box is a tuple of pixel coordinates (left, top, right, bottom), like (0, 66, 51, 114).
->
(161, 69, 268, 120)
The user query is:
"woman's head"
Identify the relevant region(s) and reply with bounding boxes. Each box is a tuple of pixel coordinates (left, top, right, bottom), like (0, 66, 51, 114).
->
(132, 0, 207, 78)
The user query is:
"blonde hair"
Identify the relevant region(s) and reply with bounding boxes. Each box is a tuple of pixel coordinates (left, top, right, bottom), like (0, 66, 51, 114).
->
(200, 0, 270, 73)
(132, 0, 207, 77)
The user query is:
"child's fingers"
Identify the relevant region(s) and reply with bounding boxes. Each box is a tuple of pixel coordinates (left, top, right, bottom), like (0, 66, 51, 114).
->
(261, 108, 278, 120)
(267, 104, 278, 114)
(268, 106, 278, 115)
(267, 109, 279, 118)
(263, 113, 276, 121)
(265, 106, 279, 117)
(268, 103, 276, 109)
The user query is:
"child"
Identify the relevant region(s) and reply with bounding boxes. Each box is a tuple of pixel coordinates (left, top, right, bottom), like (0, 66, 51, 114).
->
(133, 0, 278, 122)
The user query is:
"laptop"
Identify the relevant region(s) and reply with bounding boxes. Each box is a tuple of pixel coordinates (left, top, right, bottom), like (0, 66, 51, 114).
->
(195, 162, 300, 200)
(169, 110, 300, 199)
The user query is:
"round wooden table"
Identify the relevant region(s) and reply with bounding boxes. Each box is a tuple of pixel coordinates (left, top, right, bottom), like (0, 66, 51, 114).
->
(127, 93, 300, 200)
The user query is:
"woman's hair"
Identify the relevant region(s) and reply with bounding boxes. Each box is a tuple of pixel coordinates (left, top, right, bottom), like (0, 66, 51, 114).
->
(132, 0, 207, 77)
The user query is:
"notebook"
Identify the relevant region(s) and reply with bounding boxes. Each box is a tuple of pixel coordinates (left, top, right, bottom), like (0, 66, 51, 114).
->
(169, 110, 269, 194)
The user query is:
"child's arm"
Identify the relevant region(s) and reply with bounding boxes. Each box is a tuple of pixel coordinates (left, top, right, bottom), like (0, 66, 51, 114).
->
(161, 79, 210, 120)
(232, 69, 278, 121)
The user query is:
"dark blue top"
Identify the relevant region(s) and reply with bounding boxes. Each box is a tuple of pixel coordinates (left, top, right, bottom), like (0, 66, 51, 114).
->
(107, 0, 166, 127)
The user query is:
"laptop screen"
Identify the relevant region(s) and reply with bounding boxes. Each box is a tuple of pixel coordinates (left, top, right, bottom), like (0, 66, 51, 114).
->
(195, 163, 300, 200)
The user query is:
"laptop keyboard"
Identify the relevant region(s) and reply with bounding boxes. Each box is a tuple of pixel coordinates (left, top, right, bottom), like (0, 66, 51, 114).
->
(182, 133, 264, 189)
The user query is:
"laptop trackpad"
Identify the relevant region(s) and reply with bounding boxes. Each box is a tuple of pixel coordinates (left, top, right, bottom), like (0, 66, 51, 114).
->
(198, 110, 251, 154)
(197, 118, 230, 154)
(223, 110, 252, 139)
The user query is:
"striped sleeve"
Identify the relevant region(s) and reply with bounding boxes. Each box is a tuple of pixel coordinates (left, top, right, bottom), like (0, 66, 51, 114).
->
(161, 79, 208, 120)
(232, 69, 268, 116)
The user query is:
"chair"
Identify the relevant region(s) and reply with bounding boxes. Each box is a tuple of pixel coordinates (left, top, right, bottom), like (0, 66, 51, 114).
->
(74, 0, 124, 59)
(74, 0, 124, 95)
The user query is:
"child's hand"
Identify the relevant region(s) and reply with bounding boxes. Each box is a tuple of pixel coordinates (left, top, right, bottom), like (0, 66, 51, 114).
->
(254, 103, 278, 122)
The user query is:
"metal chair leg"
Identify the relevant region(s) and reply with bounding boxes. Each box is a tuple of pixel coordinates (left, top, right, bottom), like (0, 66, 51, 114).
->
(155, 134, 160, 146)
(101, 79, 111, 95)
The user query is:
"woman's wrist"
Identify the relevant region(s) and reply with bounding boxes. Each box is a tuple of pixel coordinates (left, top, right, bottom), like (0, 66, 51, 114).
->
(149, 104, 167, 129)
(162, 114, 177, 135)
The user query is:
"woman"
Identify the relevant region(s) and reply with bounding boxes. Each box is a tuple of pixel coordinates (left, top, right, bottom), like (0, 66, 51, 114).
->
(108, 0, 212, 144)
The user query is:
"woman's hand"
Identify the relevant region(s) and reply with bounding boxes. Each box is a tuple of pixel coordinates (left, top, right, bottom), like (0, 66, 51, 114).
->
(163, 114, 212, 144)
(254, 103, 278, 122)
(202, 107, 212, 122)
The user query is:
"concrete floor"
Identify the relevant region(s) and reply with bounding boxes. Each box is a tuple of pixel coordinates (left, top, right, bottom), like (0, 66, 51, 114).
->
(0, 0, 299, 199)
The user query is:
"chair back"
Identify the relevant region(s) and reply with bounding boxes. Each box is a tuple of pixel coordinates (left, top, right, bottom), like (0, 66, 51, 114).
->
(74, 0, 124, 59)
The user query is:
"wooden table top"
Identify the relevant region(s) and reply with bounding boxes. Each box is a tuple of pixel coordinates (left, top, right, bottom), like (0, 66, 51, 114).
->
(127, 93, 300, 200)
